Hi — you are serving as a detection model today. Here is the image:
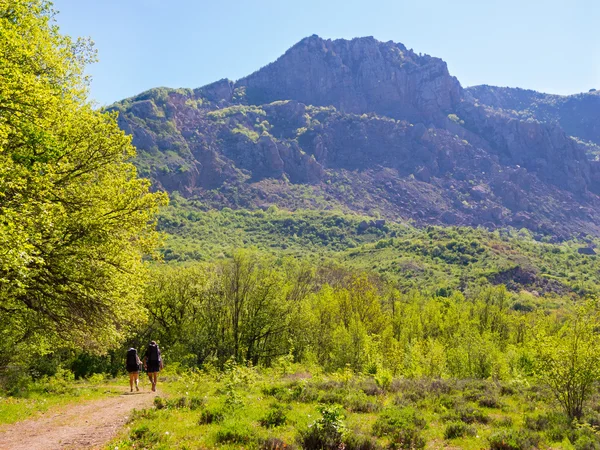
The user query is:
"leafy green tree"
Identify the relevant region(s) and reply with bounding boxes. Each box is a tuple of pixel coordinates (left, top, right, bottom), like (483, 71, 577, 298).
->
(534, 303, 600, 420)
(0, 0, 167, 364)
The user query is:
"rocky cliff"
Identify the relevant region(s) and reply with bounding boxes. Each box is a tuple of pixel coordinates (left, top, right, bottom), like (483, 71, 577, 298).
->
(111, 36, 600, 238)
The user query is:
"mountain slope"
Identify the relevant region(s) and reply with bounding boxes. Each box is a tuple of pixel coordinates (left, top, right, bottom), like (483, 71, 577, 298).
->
(112, 36, 600, 238)
(466, 85, 600, 148)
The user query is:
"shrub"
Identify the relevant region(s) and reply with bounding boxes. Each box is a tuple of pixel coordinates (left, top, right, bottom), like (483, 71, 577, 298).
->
(188, 396, 205, 410)
(153, 396, 166, 409)
(372, 407, 427, 448)
(261, 437, 296, 450)
(215, 420, 255, 445)
(488, 429, 540, 450)
(387, 428, 426, 450)
(169, 396, 188, 409)
(523, 411, 570, 442)
(478, 395, 502, 408)
(198, 407, 225, 425)
(319, 390, 346, 405)
(128, 408, 158, 422)
(260, 405, 287, 428)
(444, 405, 490, 424)
(374, 370, 393, 391)
(444, 421, 476, 439)
(570, 422, 600, 450)
(40, 368, 75, 395)
(130, 424, 161, 446)
(299, 405, 346, 450)
(359, 378, 383, 396)
(494, 417, 514, 428)
(344, 432, 382, 450)
(344, 391, 381, 413)
(262, 385, 286, 399)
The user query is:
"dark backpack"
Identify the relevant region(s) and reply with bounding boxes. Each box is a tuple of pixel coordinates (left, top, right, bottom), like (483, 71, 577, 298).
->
(126, 348, 138, 367)
(148, 344, 160, 363)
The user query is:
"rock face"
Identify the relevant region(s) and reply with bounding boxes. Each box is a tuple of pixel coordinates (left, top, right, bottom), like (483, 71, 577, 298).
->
(111, 36, 600, 238)
(466, 85, 600, 147)
(238, 36, 462, 125)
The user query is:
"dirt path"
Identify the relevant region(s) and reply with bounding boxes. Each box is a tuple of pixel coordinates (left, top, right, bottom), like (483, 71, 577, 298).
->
(0, 389, 157, 450)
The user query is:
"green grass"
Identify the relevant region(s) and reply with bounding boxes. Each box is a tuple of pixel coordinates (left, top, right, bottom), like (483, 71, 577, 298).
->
(104, 364, 592, 450)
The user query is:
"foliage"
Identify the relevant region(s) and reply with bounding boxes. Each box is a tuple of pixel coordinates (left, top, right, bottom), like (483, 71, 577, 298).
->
(0, 0, 167, 366)
(444, 421, 476, 439)
(299, 405, 347, 450)
(534, 304, 600, 420)
(488, 429, 541, 450)
(260, 404, 288, 428)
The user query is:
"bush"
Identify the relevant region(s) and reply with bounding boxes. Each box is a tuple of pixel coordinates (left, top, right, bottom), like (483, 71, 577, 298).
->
(39, 368, 75, 395)
(260, 405, 287, 428)
(198, 407, 225, 424)
(488, 429, 540, 450)
(523, 411, 570, 442)
(373, 407, 426, 437)
(299, 405, 346, 450)
(130, 424, 161, 446)
(0, 366, 31, 396)
(215, 420, 255, 445)
(570, 422, 600, 450)
(359, 378, 383, 396)
(188, 396, 205, 410)
(153, 396, 166, 409)
(443, 405, 490, 424)
(161, 395, 205, 410)
(319, 390, 346, 405)
(261, 437, 297, 450)
(444, 421, 476, 439)
(494, 417, 514, 428)
(387, 428, 426, 450)
(344, 391, 381, 413)
(344, 432, 382, 450)
(478, 395, 502, 408)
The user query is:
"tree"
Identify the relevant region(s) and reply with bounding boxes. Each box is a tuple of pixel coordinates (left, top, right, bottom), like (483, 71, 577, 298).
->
(534, 303, 600, 420)
(0, 0, 167, 363)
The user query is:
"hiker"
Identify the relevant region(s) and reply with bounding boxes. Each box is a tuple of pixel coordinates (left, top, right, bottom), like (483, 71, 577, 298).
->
(144, 340, 163, 392)
(126, 347, 142, 392)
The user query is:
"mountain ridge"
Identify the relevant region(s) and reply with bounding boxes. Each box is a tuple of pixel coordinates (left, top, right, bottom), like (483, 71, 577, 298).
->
(111, 35, 600, 238)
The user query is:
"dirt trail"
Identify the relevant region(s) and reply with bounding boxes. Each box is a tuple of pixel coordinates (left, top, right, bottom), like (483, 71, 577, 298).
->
(0, 389, 156, 450)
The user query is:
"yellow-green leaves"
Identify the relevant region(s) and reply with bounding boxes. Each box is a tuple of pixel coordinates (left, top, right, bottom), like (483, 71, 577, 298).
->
(0, 0, 167, 362)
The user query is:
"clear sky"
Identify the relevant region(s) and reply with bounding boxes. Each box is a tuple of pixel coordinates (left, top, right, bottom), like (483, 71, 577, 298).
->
(52, 0, 599, 106)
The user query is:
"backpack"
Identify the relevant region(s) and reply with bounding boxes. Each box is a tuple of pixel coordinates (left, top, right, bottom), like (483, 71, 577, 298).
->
(148, 344, 160, 363)
(126, 348, 138, 367)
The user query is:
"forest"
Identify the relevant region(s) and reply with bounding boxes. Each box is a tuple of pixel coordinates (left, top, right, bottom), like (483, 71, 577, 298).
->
(3, 1, 600, 449)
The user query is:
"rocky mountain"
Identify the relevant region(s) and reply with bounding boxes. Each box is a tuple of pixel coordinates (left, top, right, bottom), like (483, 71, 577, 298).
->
(111, 36, 600, 238)
(466, 85, 600, 148)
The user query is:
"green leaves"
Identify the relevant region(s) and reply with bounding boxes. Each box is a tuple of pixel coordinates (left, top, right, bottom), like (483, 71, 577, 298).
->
(533, 304, 600, 420)
(0, 0, 167, 363)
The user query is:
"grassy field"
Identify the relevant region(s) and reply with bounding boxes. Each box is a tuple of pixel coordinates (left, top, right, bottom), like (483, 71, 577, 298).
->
(105, 363, 599, 450)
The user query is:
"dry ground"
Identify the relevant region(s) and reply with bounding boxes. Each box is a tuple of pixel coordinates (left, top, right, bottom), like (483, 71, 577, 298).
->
(0, 388, 156, 449)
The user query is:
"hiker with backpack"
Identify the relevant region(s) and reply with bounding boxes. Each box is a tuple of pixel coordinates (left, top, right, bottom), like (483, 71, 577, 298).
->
(144, 340, 163, 392)
(125, 347, 142, 392)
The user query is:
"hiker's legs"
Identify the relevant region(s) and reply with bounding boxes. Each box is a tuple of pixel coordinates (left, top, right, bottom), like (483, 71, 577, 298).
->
(149, 372, 158, 391)
(129, 372, 135, 391)
(134, 372, 139, 391)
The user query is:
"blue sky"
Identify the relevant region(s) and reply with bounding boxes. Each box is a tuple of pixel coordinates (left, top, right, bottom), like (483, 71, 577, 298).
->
(52, 0, 599, 106)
